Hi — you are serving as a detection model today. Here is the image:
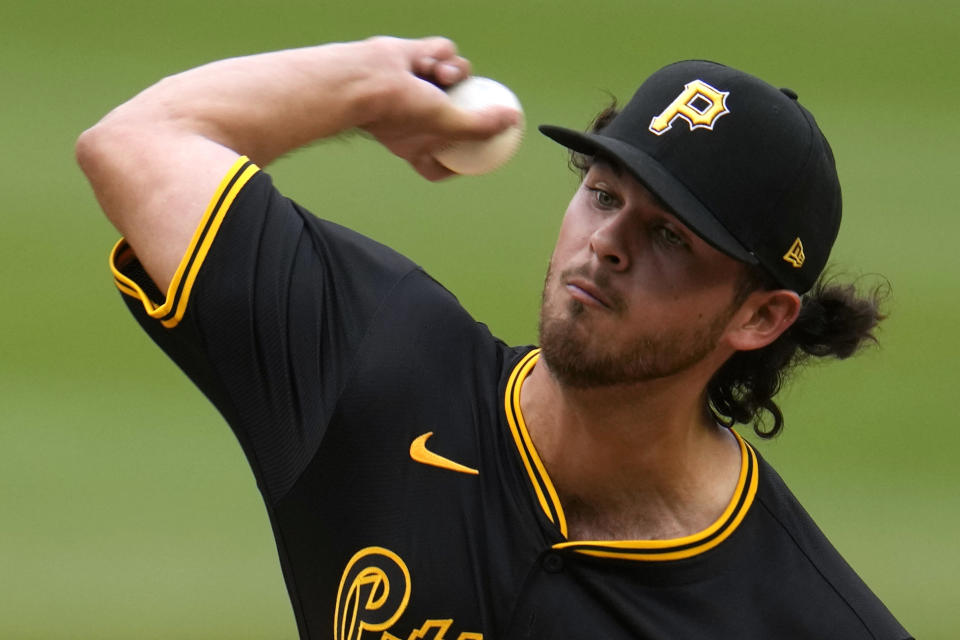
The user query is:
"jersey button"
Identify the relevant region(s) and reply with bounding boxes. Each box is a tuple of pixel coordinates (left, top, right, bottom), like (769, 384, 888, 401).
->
(542, 552, 564, 573)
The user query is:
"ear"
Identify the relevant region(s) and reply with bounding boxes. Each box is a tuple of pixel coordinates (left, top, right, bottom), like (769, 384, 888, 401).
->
(724, 289, 802, 352)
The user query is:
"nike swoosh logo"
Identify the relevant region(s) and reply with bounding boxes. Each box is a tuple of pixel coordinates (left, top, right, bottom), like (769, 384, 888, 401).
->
(410, 432, 479, 476)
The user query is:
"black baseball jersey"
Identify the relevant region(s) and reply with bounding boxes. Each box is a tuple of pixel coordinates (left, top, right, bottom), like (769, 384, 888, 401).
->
(110, 157, 911, 639)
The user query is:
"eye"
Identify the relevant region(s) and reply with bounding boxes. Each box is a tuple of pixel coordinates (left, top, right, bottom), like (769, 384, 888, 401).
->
(588, 187, 620, 209)
(656, 225, 688, 249)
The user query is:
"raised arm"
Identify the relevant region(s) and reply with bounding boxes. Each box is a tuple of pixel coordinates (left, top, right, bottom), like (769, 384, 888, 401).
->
(76, 36, 518, 291)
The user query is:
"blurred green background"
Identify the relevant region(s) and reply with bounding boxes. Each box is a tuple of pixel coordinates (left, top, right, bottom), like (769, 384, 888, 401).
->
(2, 0, 956, 637)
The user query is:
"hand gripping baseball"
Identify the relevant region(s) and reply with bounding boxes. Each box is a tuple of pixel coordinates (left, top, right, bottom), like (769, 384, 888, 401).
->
(359, 37, 522, 180)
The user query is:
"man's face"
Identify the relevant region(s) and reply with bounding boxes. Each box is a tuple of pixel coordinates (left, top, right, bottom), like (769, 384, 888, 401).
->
(539, 160, 748, 388)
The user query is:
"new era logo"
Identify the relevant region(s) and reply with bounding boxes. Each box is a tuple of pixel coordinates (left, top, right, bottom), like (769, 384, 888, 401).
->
(783, 238, 805, 268)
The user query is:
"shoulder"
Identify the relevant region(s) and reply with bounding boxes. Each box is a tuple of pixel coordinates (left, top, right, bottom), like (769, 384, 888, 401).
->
(218, 167, 420, 281)
(751, 452, 911, 639)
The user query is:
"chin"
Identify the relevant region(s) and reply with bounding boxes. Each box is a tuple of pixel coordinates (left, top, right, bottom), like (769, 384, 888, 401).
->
(538, 306, 724, 389)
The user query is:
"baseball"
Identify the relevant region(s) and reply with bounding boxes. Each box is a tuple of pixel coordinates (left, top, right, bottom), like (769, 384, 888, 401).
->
(434, 76, 524, 175)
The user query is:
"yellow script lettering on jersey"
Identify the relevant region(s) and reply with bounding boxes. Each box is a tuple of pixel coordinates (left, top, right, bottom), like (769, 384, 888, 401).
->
(335, 546, 483, 640)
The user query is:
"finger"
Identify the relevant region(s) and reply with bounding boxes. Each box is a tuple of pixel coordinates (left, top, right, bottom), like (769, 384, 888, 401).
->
(414, 56, 472, 87)
(433, 56, 471, 86)
(411, 37, 472, 86)
(416, 36, 458, 61)
(411, 154, 456, 181)
(438, 104, 522, 141)
(412, 55, 438, 77)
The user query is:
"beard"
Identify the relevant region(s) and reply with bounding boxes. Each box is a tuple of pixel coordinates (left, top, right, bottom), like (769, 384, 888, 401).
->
(537, 263, 736, 389)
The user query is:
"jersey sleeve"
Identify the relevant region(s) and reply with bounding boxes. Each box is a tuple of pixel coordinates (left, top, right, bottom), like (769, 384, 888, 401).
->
(110, 156, 422, 502)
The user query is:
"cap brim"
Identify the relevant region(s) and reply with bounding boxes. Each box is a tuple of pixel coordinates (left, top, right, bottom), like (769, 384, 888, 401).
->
(539, 124, 758, 265)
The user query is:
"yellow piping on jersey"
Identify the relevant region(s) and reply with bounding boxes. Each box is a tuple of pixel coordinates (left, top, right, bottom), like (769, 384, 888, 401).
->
(110, 156, 260, 328)
(504, 349, 759, 561)
(554, 434, 758, 561)
(504, 349, 568, 537)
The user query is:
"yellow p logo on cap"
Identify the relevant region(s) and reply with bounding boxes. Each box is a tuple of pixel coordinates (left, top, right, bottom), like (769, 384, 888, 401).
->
(649, 80, 730, 136)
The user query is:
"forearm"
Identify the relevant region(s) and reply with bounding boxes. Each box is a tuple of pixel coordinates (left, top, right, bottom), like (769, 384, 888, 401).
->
(84, 40, 394, 167)
(76, 36, 515, 291)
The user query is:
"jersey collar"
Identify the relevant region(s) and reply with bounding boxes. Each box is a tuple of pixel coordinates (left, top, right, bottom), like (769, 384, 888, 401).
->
(503, 348, 759, 562)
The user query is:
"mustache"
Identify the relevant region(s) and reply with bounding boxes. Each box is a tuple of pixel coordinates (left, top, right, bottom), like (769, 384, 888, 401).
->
(558, 264, 626, 313)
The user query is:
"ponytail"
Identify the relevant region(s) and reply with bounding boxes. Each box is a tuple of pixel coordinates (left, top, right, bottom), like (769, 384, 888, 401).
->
(708, 274, 889, 438)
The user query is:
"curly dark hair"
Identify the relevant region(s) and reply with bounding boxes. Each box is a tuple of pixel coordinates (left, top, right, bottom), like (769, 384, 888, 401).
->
(567, 101, 889, 438)
(712, 269, 888, 438)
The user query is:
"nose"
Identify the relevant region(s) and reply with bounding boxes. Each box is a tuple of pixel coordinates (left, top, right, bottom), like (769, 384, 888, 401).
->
(589, 211, 632, 271)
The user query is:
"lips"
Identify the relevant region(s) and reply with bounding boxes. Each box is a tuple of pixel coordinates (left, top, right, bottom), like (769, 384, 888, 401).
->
(564, 275, 613, 309)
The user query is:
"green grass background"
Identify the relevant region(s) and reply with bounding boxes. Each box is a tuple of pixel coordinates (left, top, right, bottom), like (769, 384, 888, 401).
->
(2, 0, 957, 637)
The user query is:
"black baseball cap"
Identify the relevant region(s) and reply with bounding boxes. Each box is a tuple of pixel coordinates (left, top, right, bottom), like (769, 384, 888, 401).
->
(539, 60, 841, 293)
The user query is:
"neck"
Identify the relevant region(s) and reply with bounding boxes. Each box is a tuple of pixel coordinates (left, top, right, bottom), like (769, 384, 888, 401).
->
(520, 354, 742, 541)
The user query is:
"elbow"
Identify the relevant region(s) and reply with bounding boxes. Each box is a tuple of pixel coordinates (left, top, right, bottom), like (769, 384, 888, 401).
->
(74, 116, 146, 228)
(75, 113, 150, 205)
(76, 89, 161, 177)
(77, 75, 186, 184)
(75, 120, 125, 228)
(75, 117, 123, 189)
(75, 122, 105, 179)
(75, 115, 134, 181)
